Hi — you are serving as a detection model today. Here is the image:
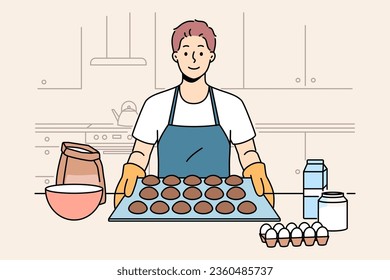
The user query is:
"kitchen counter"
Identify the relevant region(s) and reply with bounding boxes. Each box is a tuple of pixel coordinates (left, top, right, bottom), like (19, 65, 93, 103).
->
(17, 191, 359, 260)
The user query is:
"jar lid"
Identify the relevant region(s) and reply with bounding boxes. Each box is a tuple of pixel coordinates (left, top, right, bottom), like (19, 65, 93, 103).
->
(322, 191, 344, 198)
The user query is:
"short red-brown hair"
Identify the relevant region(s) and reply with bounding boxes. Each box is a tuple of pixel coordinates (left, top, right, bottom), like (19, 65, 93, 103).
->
(172, 20, 217, 52)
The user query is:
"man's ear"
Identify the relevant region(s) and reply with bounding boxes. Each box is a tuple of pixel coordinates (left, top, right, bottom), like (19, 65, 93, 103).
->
(172, 52, 178, 63)
(210, 52, 216, 62)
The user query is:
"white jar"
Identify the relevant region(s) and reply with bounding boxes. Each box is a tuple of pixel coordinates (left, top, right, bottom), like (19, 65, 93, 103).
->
(318, 191, 348, 231)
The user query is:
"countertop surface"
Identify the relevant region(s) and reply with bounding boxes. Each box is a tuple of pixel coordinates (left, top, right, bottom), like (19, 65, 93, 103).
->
(13, 191, 360, 260)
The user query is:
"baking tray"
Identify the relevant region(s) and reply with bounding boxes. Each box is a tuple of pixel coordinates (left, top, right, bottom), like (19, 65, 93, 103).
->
(108, 178, 280, 222)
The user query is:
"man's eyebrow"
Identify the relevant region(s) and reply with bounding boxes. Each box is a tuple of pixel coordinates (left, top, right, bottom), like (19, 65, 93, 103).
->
(197, 45, 205, 47)
(182, 45, 189, 48)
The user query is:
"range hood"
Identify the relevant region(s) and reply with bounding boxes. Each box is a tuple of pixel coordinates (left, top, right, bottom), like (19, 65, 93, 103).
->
(90, 13, 147, 66)
(90, 57, 146, 66)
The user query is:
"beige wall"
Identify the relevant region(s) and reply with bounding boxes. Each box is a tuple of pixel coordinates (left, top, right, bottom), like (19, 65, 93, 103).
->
(1, 0, 389, 259)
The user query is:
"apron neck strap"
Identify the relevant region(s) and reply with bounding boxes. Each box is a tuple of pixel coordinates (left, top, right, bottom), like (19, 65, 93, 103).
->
(209, 87, 220, 125)
(168, 86, 220, 125)
(168, 87, 179, 125)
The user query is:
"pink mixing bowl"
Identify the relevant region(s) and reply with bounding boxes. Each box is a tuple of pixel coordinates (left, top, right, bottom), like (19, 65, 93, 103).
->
(45, 184, 103, 220)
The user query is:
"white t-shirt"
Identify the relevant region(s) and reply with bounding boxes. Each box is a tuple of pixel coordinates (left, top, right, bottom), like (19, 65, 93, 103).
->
(132, 86, 256, 145)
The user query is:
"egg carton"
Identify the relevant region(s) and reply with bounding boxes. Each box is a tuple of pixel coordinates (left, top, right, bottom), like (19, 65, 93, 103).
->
(259, 221, 329, 248)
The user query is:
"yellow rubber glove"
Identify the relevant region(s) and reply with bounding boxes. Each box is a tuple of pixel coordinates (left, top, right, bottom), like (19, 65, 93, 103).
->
(114, 163, 145, 208)
(243, 162, 275, 207)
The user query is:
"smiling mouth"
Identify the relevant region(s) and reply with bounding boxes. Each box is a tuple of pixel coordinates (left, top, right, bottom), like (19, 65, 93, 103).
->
(188, 66, 200, 70)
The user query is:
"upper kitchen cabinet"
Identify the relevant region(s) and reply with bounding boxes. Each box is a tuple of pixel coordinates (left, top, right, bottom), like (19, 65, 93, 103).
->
(154, 12, 353, 91)
(244, 16, 303, 89)
(231, 14, 353, 90)
(304, 24, 353, 89)
(36, 23, 83, 90)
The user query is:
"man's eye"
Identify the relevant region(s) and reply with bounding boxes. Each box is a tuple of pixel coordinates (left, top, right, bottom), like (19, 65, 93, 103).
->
(184, 52, 188, 56)
(200, 52, 203, 56)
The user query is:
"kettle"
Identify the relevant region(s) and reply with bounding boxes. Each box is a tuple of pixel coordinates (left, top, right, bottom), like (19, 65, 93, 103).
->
(112, 101, 138, 127)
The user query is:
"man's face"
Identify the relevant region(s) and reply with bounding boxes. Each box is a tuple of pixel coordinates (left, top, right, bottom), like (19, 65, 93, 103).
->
(172, 36, 215, 80)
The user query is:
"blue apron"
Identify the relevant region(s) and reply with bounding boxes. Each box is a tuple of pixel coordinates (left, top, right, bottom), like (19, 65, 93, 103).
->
(157, 87, 230, 178)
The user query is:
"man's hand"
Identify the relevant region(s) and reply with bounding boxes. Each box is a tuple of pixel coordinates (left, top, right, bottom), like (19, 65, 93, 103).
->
(243, 162, 275, 207)
(114, 163, 145, 207)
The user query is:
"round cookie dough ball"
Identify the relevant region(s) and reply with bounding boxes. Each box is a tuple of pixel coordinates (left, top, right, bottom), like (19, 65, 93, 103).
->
(142, 175, 160, 186)
(205, 187, 224, 200)
(150, 201, 169, 214)
(225, 175, 243, 186)
(128, 201, 148, 214)
(226, 187, 246, 200)
(161, 187, 180, 200)
(237, 200, 257, 214)
(172, 201, 191, 214)
(194, 201, 213, 214)
(163, 175, 181, 186)
(183, 175, 202, 186)
(204, 175, 222, 186)
(183, 187, 202, 200)
(216, 201, 235, 214)
(139, 187, 159, 200)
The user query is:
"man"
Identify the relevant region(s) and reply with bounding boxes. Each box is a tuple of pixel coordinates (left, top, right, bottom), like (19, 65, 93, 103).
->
(114, 20, 274, 207)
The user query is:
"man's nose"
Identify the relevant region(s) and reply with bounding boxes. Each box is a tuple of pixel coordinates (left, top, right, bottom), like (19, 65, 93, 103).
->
(192, 51, 196, 63)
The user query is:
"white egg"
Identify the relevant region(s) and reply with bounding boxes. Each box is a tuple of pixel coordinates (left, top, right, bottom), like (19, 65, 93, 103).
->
(260, 223, 271, 234)
(278, 228, 290, 239)
(299, 222, 310, 231)
(286, 222, 297, 232)
(265, 228, 277, 239)
(291, 227, 303, 238)
(304, 227, 315, 237)
(311, 221, 323, 232)
(316, 226, 329, 237)
(273, 223, 284, 233)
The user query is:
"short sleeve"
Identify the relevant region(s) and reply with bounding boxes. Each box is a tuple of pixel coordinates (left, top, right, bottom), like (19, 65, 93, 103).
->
(214, 89, 256, 144)
(132, 98, 158, 144)
(132, 89, 175, 144)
